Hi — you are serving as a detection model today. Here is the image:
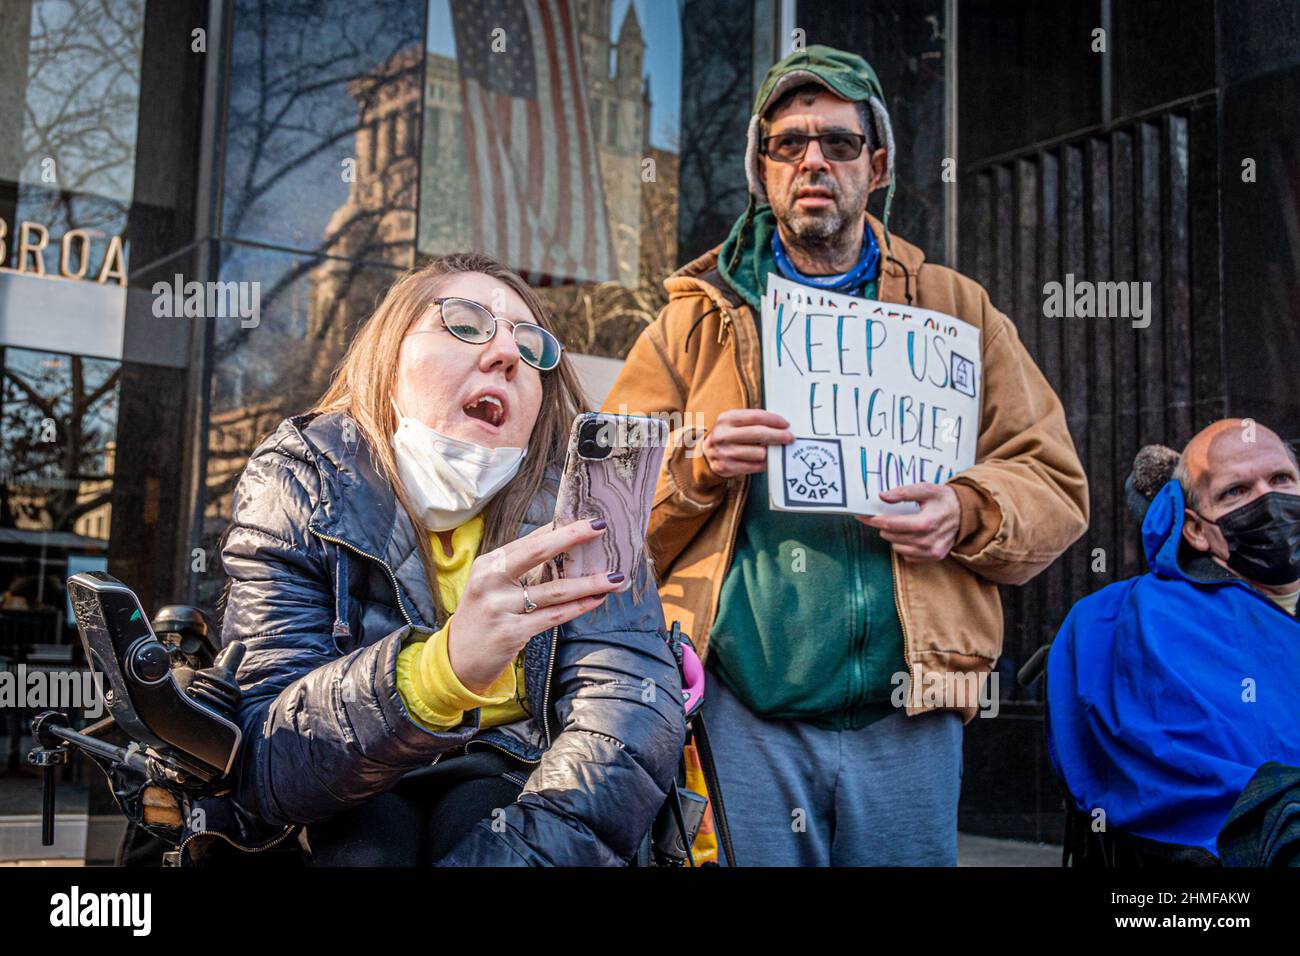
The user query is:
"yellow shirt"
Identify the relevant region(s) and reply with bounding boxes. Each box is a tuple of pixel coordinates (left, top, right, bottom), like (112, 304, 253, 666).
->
(394, 514, 530, 732)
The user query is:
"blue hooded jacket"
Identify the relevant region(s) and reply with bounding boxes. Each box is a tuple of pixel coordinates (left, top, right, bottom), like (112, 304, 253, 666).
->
(1046, 479, 1300, 854)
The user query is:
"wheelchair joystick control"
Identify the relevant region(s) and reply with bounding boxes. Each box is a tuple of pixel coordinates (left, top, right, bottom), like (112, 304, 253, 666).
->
(185, 642, 246, 719)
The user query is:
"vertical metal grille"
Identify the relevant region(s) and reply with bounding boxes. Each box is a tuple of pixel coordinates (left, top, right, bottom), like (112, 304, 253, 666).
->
(958, 97, 1224, 678)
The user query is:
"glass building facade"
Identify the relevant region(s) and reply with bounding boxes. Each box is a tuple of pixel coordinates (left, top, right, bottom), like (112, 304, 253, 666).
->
(2, 0, 1298, 859)
(0, 0, 787, 859)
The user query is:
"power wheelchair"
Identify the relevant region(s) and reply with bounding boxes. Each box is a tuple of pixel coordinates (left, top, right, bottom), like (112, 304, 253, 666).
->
(30, 571, 723, 867)
(1017, 644, 1219, 868)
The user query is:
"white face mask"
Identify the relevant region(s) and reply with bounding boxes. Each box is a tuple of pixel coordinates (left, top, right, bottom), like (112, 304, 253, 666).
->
(390, 400, 525, 532)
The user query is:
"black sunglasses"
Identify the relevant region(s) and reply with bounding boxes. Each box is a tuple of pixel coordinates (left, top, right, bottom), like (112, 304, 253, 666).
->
(417, 296, 564, 372)
(760, 131, 869, 163)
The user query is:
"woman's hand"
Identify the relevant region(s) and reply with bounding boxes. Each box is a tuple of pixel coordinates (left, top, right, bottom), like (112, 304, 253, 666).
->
(446, 518, 626, 695)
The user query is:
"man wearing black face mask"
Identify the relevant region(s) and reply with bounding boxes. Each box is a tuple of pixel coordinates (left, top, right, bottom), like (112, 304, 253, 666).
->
(1178, 419, 1300, 607)
(1045, 419, 1300, 860)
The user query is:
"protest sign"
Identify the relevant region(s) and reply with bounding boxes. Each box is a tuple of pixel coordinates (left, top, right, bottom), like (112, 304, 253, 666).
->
(762, 274, 982, 515)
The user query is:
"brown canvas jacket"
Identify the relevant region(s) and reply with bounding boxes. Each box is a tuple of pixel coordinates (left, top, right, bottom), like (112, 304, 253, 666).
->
(602, 213, 1088, 720)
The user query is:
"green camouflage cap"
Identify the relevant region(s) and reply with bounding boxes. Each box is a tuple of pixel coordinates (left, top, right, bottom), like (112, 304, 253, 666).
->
(744, 45, 897, 229)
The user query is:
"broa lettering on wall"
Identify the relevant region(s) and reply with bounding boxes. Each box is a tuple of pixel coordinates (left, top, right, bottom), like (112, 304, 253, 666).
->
(762, 274, 982, 515)
(0, 218, 127, 286)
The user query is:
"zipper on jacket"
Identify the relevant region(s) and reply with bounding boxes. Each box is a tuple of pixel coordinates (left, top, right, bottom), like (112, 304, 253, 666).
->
(716, 309, 733, 344)
(310, 529, 415, 629)
(847, 521, 865, 714)
(890, 550, 914, 709)
(465, 737, 541, 766)
(313, 530, 561, 766)
(178, 822, 295, 858)
(311, 527, 447, 768)
(540, 624, 560, 746)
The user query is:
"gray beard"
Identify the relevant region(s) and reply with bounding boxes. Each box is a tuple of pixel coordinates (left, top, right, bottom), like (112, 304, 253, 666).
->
(779, 210, 866, 272)
(774, 175, 871, 267)
(784, 208, 845, 242)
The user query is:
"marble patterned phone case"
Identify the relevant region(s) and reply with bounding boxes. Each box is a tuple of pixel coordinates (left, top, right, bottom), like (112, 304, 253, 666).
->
(551, 413, 667, 592)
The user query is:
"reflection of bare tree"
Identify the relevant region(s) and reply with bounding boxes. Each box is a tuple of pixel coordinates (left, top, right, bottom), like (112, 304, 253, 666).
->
(1, 353, 119, 533)
(11, 0, 144, 239)
(214, 0, 424, 386)
(222, 0, 421, 251)
(203, 30, 424, 547)
(200, 0, 680, 575)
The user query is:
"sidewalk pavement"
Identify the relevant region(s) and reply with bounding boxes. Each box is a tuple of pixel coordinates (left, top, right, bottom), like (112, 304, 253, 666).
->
(6, 831, 1066, 867)
(958, 832, 1063, 866)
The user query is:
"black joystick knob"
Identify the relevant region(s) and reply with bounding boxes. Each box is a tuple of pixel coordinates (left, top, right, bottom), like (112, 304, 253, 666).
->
(130, 640, 172, 683)
(185, 642, 246, 717)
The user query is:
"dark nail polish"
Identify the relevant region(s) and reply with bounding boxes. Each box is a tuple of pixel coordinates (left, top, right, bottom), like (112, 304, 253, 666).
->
(590, 518, 607, 530)
(607, 572, 625, 584)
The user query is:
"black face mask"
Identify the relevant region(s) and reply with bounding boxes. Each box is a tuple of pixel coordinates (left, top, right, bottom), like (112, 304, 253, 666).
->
(1197, 491, 1300, 586)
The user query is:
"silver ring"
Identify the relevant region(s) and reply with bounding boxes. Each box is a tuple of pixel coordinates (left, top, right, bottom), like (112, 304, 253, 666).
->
(521, 583, 538, 614)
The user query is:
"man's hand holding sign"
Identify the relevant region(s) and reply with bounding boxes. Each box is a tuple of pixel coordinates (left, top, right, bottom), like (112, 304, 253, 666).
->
(857, 484, 962, 561)
(702, 412, 962, 560)
(701, 409, 794, 478)
(753, 273, 982, 561)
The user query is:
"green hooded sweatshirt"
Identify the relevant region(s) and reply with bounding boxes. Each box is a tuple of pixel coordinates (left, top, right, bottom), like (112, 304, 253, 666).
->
(707, 47, 907, 731)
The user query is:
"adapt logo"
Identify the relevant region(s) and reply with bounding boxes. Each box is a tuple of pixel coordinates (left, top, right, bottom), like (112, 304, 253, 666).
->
(782, 438, 846, 506)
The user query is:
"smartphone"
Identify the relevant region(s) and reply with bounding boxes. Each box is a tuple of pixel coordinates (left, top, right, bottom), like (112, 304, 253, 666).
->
(551, 412, 668, 591)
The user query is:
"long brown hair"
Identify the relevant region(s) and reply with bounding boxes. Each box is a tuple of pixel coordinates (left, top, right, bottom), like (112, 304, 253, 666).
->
(310, 252, 589, 618)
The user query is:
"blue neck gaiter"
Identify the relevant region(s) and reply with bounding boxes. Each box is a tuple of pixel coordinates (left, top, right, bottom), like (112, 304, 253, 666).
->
(772, 223, 880, 296)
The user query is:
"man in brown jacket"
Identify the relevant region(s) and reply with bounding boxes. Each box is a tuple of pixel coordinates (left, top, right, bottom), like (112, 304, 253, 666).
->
(603, 46, 1088, 865)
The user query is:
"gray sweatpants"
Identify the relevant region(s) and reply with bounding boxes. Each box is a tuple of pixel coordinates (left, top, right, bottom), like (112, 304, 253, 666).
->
(702, 671, 964, 866)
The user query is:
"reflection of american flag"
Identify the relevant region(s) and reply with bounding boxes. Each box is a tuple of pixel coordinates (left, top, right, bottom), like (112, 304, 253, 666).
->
(450, 0, 616, 284)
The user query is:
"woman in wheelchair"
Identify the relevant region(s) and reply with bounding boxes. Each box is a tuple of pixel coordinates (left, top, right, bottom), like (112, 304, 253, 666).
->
(188, 253, 686, 865)
(1046, 423, 1300, 866)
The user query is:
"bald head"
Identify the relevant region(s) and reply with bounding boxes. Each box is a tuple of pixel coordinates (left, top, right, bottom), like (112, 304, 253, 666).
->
(1177, 419, 1298, 515)
(1177, 419, 1300, 589)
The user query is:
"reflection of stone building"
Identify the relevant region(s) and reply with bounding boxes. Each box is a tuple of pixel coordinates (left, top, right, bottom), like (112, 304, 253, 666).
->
(73, 441, 114, 541)
(202, 11, 669, 532)
(196, 398, 288, 609)
(421, 53, 470, 253)
(578, 0, 650, 288)
(202, 49, 427, 537)
(202, 400, 288, 531)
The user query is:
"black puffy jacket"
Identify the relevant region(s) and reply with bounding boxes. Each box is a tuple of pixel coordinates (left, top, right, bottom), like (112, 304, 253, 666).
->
(192, 411, 686, 865)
